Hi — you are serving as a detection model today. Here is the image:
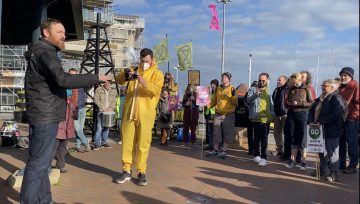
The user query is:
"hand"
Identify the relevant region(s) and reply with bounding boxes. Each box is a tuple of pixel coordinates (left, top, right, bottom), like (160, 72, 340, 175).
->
(288, 101, 297, 106)
(138, 75, 147, 86)
(98, 74, 111, 83)
(256, 88, 264, 96)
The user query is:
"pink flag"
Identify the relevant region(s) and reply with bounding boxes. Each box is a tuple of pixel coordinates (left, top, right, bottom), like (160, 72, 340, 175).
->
(208, 4, 220, 31)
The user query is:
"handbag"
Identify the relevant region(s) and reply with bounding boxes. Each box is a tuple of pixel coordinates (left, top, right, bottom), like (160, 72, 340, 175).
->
(159, 112, 171, 123)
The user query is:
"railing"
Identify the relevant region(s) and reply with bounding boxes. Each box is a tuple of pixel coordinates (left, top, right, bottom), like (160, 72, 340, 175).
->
(83, 9, 114, 24)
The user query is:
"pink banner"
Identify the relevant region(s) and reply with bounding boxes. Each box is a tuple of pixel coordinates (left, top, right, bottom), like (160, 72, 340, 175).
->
(208, 4, 220, 31)
(196, 86, 211, 107)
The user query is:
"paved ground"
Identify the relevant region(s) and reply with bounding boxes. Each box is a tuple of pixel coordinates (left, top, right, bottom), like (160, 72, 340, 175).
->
(0, 132, 359, 204)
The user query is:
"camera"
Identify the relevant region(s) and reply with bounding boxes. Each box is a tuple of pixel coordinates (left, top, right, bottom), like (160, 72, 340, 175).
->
(125, 68, 139, 81)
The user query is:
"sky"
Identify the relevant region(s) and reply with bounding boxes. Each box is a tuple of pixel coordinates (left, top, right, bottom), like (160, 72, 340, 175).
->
(113, 0, 359, 95)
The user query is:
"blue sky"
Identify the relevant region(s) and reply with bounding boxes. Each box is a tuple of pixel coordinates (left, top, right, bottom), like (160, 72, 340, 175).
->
(113, 0, 359, 95)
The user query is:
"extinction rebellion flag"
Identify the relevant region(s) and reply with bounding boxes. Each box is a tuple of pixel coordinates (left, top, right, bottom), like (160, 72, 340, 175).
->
(153, 38, 169, 64)
(175, 42, 193, 70)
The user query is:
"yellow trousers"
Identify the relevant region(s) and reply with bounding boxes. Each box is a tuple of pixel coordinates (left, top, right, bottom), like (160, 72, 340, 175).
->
(121, 118, 153, 173)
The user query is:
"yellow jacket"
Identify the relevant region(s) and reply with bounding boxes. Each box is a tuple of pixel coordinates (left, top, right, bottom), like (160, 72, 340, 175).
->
(209, 84, 237, 115)
(115, 62, 164, 121)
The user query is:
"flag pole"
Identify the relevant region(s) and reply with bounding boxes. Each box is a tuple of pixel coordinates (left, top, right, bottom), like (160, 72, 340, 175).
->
(315, 55, 320, 96)
(248, 54, 252, 88)
(166, 34, 169, 73)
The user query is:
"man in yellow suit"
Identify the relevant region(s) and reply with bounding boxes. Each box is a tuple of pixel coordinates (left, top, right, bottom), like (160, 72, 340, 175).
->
(114, 48, 164, 186)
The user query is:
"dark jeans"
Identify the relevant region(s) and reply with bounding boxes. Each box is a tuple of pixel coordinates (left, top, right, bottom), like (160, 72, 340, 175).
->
(247, 122, 254, 154)
(253, 122, 270, 159)
(284, 111, 308, 159)
(320, 137, 340, 176)
(20, 123, 59, 204)
(54, 139, 69, 169)
(206, 121, 214, 148)
(340, 120, 359, 169)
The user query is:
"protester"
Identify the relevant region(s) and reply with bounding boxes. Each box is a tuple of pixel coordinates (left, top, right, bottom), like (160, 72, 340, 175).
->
(182, 84, 199, 147)
(338, 67, 359, 174)
(115, 87, 126, 144)
(71, 68, 91, 153)
(204, 79, 219, 150)
(247, 73, 273, 166)
(156, 88, 173, 146)
(21, 18, 109, 204)
(163, 72, 179, 96)
(114, 48, 163, 186)
(272, 75, 288, 157)
(206, 72, 237, 159)
(284, 72, 314, 170)
(93, 81, 117, 150)
(53, 81, 78, 173)
(308, 79, 345, 182)
(234, 83, 250, 151)
(301, 70, 316, 99)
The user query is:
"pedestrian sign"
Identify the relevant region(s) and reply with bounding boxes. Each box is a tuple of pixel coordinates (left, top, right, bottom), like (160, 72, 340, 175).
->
(306, 124, 326, 153)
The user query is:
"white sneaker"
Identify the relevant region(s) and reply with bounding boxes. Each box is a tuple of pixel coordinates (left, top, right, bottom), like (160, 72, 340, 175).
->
(254, 156, 261, 163)
(258, 159, 267, 166)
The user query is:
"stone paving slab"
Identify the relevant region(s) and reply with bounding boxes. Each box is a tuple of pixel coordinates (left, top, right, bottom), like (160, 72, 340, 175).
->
(0, 139, 358, 204)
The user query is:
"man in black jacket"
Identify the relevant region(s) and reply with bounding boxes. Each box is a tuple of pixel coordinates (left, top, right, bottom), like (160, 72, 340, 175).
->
(20, 18, 110, 204)
(272, 75, 288, 157)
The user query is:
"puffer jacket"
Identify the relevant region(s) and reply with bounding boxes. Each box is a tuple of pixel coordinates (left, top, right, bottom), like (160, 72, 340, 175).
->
(24, 39, 99, 125)
(308, 91, 345, 138)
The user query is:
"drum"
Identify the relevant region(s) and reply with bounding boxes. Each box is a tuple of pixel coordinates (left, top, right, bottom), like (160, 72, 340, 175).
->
(102, 112, 116, 127)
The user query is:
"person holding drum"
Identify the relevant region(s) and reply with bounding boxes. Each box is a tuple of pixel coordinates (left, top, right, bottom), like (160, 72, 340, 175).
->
(93, 81, 117, 151)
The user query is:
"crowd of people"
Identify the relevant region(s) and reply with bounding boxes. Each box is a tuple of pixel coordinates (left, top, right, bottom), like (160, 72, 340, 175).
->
(18, 18, 358, 204)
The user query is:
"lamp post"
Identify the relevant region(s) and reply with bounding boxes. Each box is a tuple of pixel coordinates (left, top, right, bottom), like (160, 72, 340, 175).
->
(173, 65, 180, 83)
(217, 0, 232, 75)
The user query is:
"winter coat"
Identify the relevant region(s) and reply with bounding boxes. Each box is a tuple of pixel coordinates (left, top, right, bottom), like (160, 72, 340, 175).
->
(156, 97, 173, 129)
(338, 80, 359, 121)
(209, 84, 237, 115)
(24, 39, 99, 125)
(57, 90, 78, 140)
(94, 85, 117, 111)
(284, 84, 314, 112)
(272, 85, 288, 117)
(308, 91, 345, 138)
(182, 92, 199, 123)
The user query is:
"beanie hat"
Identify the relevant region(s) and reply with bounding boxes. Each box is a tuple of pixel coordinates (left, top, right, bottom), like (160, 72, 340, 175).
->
(222, 72, 232, 80)
(210, 79, 219, 87)
(339, 67, 354, 79)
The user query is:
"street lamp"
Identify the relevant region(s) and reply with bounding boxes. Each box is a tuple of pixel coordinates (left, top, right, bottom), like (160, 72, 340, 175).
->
(217, 0, 232, 75)
(173, 64, 180, 83)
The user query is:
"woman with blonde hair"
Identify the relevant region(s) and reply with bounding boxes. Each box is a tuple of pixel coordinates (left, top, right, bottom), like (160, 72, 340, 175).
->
(284, 72, 314, 170)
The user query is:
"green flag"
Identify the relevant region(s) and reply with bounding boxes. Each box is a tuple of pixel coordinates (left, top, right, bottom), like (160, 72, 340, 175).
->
(153, 38, 169, 64)
(176, 42, 193, 70)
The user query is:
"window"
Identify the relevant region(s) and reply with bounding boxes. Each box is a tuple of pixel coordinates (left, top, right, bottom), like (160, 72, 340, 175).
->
(123, 47, 128, 53)
(123, 60, 128, 67)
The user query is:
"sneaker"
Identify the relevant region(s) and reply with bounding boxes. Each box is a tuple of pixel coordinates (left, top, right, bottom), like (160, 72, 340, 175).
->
(137, 173, 148, 186)
(219, 151, 227, 159)
(286, 160, 295, 168)
(258, 159, 267, 166)
(75, 147, 84, 153)
(300, 162, 309, 171)
(206, 150, 219, 158)
(343, 166, 357, 174)
(117, 141, 122, 145)
(254, 156, 261, 163)
(84, 144, 91, 152)
(114, 171, 132, 184)
(59, 168, 69, 173)
(93, 145, 100, 151)
(326, 173, 339, 182)
(102, 143, 111, 148)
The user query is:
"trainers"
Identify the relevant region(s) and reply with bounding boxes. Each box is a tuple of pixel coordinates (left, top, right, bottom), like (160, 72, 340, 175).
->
(117, 141, 122, 145)
(254, 156, 261, 163)
(84, 144, 91, 152)
(59, 168, 69, 173)
(300, 162, 309, 171)
(114, 171, 132, 184)
(258, 159, 267, 166)
(137, 173, 148, 186)
(75, 147, 84, 153)
(286, 160, 295, 168)
(343, 166, 357, 174)
(102, 143, 111, 148)
(206, 150, 219, 158)
(219, 151, 227, 159)
(93, 145, 100, 151)
(326, 173, 339, 182)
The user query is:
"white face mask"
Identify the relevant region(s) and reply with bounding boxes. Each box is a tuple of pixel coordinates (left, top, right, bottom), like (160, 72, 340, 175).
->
(143, 62, 151, 70)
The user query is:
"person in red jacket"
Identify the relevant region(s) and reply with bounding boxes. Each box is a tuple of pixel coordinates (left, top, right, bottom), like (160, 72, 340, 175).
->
(338, 67, 359, 174)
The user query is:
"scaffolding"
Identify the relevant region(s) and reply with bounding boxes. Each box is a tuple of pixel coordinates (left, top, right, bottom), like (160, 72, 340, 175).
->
(0, 45, 27, 112)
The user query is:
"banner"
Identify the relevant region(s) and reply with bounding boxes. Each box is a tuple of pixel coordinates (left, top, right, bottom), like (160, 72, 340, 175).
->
(208, 4, 221, 31)
(196, 86, 211, 107)
(153, 38, 169, 64)
(168, 95, 179, 112)
(176, 42, 193, 70)
(306, 124, 326, 153)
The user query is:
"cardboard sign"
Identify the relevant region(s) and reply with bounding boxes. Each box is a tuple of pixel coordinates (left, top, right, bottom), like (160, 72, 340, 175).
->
(168, 95, 179, 112)
(306, 124, 326, 153)
(196, 86, 210, 107)
(188, 70, 200, 86)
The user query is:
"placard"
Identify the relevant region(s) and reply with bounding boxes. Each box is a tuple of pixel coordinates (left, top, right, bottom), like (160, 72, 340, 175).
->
(168, 95, 179, 112)
(188, 70, 200, 86)
(306, 124, 326, 153)
(196, 86, 210, 106)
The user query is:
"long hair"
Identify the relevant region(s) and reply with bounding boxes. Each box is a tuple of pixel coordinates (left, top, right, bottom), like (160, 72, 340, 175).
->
(300, 70, 312, 85)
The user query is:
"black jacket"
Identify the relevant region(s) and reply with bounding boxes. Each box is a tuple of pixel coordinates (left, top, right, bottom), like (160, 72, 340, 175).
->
(25, 39, 99, 125)
(272, 85, 287, 117)
(235, 95, 250, 127)
(308, 91, 345, 138)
